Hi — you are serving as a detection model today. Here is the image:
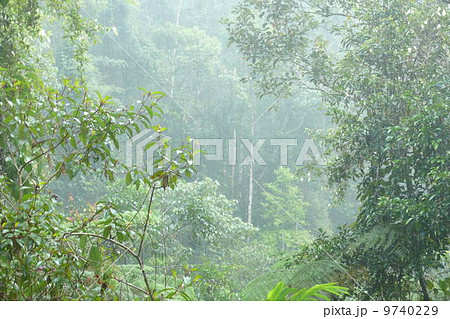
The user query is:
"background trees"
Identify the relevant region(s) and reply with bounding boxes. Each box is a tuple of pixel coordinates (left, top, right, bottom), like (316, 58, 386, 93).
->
(260, 167, 310, 250)
(226, 0, 449, 300)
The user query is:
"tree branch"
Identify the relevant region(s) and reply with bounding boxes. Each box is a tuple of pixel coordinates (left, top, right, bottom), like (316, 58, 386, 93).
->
(63, 231, 155, 300)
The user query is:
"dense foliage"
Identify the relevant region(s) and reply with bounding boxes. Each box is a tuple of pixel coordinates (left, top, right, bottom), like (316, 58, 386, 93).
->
(0, 0, 448, 301)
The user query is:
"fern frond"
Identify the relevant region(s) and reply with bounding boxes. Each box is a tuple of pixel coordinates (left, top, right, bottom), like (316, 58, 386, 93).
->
(240, 260, 342, 300)
(265, 282, 349, 301)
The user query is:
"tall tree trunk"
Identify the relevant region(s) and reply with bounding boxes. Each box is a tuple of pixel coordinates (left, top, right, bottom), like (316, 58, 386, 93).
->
(230, 129, 236, 198)
(170, 0, 184, 96)
(247, 111, 254, 225)
(247, 157, 253, 224)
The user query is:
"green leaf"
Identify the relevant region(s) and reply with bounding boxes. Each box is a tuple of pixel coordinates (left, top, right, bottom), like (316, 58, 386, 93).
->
(79, 235, 87, 251)
(110, 134, 120, 149)
(178, 291, 192, 301)
(103, 226, 112, 238)
(70, 137, 77, 149)
(125, 172, 132, 186)
(79, 127, 88, 145)
(88, 245, 102, 275)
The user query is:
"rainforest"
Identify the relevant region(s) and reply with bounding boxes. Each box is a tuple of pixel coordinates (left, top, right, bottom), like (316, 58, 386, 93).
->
(0, 0, 449, 301)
